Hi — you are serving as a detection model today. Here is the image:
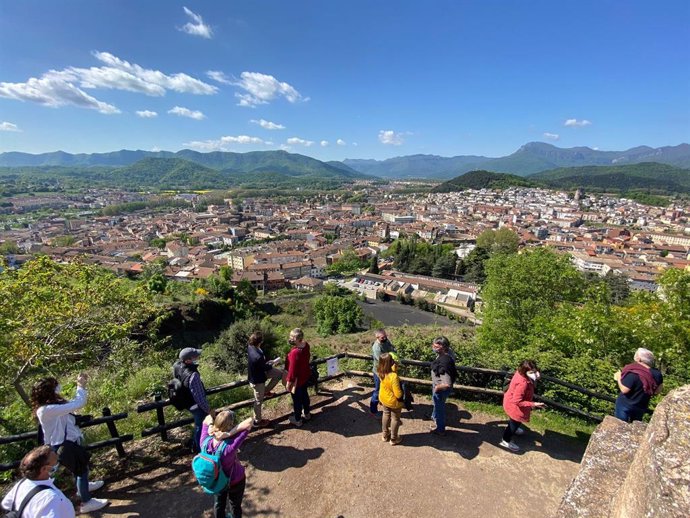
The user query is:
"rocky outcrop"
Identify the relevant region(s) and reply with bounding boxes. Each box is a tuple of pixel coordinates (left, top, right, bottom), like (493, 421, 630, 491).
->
(556, 384, 690, 518)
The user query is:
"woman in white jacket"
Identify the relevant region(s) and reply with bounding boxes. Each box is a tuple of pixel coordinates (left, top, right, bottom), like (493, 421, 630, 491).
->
(30, 373, 109, 514)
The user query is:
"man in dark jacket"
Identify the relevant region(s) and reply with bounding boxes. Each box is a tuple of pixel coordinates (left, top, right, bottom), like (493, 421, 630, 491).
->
(247, 332, 285, 427)
(614, 348, 663, 422)
(173, 348, 214, 453)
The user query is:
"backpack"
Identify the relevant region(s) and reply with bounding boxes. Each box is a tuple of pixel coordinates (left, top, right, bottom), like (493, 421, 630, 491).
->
(168, 377, 195, 411)
(6, 481, 52, 518)
(192, 436, 230, 494)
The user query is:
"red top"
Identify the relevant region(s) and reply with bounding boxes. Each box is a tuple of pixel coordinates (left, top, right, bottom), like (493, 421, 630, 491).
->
(285, 342, 311, 388)
(502, 371, 536, 423)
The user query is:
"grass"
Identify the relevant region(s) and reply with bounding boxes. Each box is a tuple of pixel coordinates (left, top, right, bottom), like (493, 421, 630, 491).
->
(462, 400, 596, 442)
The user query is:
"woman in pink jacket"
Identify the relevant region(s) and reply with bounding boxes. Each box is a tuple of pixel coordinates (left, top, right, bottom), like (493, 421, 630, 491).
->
(500, 360, 545, 452)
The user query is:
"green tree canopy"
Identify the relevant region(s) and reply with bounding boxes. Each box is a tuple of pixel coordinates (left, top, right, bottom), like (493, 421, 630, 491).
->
(313, 295, 364, 336)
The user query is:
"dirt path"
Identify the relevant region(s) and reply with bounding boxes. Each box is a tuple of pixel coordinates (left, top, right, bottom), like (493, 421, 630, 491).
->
(93, 380, 585, 518)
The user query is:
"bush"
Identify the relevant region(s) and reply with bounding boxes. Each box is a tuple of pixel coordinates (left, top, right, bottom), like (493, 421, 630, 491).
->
(204, 318, 279, 374)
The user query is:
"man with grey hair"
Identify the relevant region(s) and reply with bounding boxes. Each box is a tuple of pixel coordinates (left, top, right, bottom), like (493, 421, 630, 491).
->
(614, 348, 663, 422)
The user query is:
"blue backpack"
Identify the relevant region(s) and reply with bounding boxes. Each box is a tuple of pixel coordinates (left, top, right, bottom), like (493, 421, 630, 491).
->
(192, 436, 229, 494)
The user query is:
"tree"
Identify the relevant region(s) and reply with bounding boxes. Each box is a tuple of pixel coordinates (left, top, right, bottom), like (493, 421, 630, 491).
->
(479, 247, 584, 351)
(235, 278, 257, 305)
(476, 228, 520, 255)
(0, 256, 155, 405)
(0, 240, 20, 255)
(146, 273, 167, 293)
(149, 237, 166, 249)
(327, 249, 367, 275)
(431, 253, 457, 279)
(369, 255, 380, 275)
(459, 247, 490, 284)
(313, 295, 364, 335)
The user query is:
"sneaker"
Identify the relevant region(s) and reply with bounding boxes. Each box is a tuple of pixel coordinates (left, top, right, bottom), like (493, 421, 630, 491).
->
(252, 419, 270, 428)
(514, 427, 525, 436)
(390, 437, 403, 445)
(302, 413, 311, 421)
(499, 440, 520, 452)
(289, 416, 303, 427)
(80, 498, 109, 514)
(87, 481, 104, 493)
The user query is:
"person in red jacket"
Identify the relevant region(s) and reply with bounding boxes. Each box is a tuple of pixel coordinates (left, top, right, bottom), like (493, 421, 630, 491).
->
(284, 328, 312, 427)
(500, 360, 545, 452)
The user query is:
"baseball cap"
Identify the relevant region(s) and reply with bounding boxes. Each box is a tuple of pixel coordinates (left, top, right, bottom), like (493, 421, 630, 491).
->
(179, 347, 202, 361)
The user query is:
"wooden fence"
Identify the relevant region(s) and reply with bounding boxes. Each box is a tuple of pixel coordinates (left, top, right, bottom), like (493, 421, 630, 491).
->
(2, 351, 617, 471)
(0, 408, 132, 472)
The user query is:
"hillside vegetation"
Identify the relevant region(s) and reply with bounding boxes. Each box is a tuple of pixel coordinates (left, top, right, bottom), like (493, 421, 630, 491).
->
(431, 170, 539, 192)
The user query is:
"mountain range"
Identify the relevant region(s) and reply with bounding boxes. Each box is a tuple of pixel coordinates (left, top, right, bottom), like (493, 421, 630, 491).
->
(343, 142, 690, 178)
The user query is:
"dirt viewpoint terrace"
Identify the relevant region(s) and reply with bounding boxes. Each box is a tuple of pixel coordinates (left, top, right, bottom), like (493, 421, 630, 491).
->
(98, 380, 586, 518)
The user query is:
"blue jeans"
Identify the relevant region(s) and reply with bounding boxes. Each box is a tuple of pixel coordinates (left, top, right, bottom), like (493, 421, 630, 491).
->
(291, 384, 311, 421)
(370, 373, 381, 414)
(190, 406, 207, 452)
(615, 403, 645, 423)
(432, 388, 451, 432)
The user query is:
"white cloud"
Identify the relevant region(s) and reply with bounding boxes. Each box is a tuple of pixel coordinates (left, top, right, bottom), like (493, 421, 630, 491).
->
(136, 110, 158, 118)
(543, 132, 560, 141)
(206, 70, 233, 85)
(564, 118, 592, 127)
(179, 7, 213, 39)
(286, 137, 314, 147)
(232, 72, 305, 107)
(279, 144, 291, 151)
(151, 146, 162, 152)
(184, 135, 266, 151)
(336, 138, 346, 146)
(168, 106, 205, 120)
(320, 140, 329, 147)
(0, 72, 120, 114)
(378, 130, 405, 146)
(250, 118, 285, 130)
(0, 121, 21, 132)
(0, 51, 217, 115)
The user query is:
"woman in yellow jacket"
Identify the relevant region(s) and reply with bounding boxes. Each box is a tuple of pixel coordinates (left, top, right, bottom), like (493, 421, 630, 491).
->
(377, 353, 404, 445)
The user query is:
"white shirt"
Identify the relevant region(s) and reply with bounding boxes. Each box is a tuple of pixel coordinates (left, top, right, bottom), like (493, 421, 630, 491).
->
(36, 387, 87, 446)
(1, 478, 75, 518)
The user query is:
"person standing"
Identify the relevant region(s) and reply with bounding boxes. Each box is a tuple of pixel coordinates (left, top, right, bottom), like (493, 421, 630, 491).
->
(173, 348, 215, 453)
(500, 360, 545, 452)
(199, 411, 253, 518)
(430, 336, 457, 436)
(370, 329, 396, 415)
(284, 328, 312, 426)
(247, 331, 285, 428)
(1, 445, 76, 518)
(30, 374, 108, 514)
(378, 353, 404, 445)
(614, 348, 663, 423)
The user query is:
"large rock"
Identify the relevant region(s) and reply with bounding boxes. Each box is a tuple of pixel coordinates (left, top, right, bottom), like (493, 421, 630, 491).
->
(556, 416, 646, 517)
(556, 384, 690, 518)
(611, 384, 690, 518)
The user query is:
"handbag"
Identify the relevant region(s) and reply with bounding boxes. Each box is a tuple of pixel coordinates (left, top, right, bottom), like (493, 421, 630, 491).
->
(57, 440, 91, 476)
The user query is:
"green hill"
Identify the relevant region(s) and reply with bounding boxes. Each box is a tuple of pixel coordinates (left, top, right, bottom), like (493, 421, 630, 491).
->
(431, 170, 539, 192)
(530, 162, 690, 194)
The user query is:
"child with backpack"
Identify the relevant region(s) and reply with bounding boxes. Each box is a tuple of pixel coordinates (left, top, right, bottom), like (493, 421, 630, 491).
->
(194, 411, 253, 518)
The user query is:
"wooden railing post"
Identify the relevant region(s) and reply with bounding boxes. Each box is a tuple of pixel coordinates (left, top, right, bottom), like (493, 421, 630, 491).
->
(154, 394, 168, 441)
(102, 407, 126, 457)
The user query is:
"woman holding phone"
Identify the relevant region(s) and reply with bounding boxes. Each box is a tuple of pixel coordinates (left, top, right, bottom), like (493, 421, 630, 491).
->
(500, 360, 545, 452)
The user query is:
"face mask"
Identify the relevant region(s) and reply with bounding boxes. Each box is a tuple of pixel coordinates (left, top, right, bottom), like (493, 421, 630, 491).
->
(527, 372, 540, 381)
(191, 361, 200, 366)
(55, 385, 62, 394)
(48, 463, 59, 477)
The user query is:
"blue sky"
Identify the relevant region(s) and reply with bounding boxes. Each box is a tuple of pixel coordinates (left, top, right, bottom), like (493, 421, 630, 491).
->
(0, 0, 688, 160)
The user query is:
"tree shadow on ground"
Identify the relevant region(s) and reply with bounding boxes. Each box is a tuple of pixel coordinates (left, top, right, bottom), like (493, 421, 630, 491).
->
(246, 443, 325, 472)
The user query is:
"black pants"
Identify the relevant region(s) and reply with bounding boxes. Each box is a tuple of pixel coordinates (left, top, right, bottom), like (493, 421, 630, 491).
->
(214, 477, 245, 518)
(502, 418, 521, 442)
(291, 384, 311, 420)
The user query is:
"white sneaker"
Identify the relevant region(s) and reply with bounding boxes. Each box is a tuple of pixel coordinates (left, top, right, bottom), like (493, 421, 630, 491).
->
(302, 413, 311, 421)
(288, 416, 303, 427)
(514, 427, 525, 436)
(88, 481, 104, 493)
(80, 497, 109, 513)
(499, 440, 520, 452)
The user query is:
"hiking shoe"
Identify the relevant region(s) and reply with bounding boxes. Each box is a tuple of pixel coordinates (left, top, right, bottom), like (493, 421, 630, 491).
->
(302, 413, 312, 421)
(289, 416, 303, 427)
(87, 481, 104, 493)
(80, 497, 109, 513)
(390, 437, 403, 445)
(499, 440, 520, 452)
(252, 419, 270, 428)
(514, 427, 525, 436)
